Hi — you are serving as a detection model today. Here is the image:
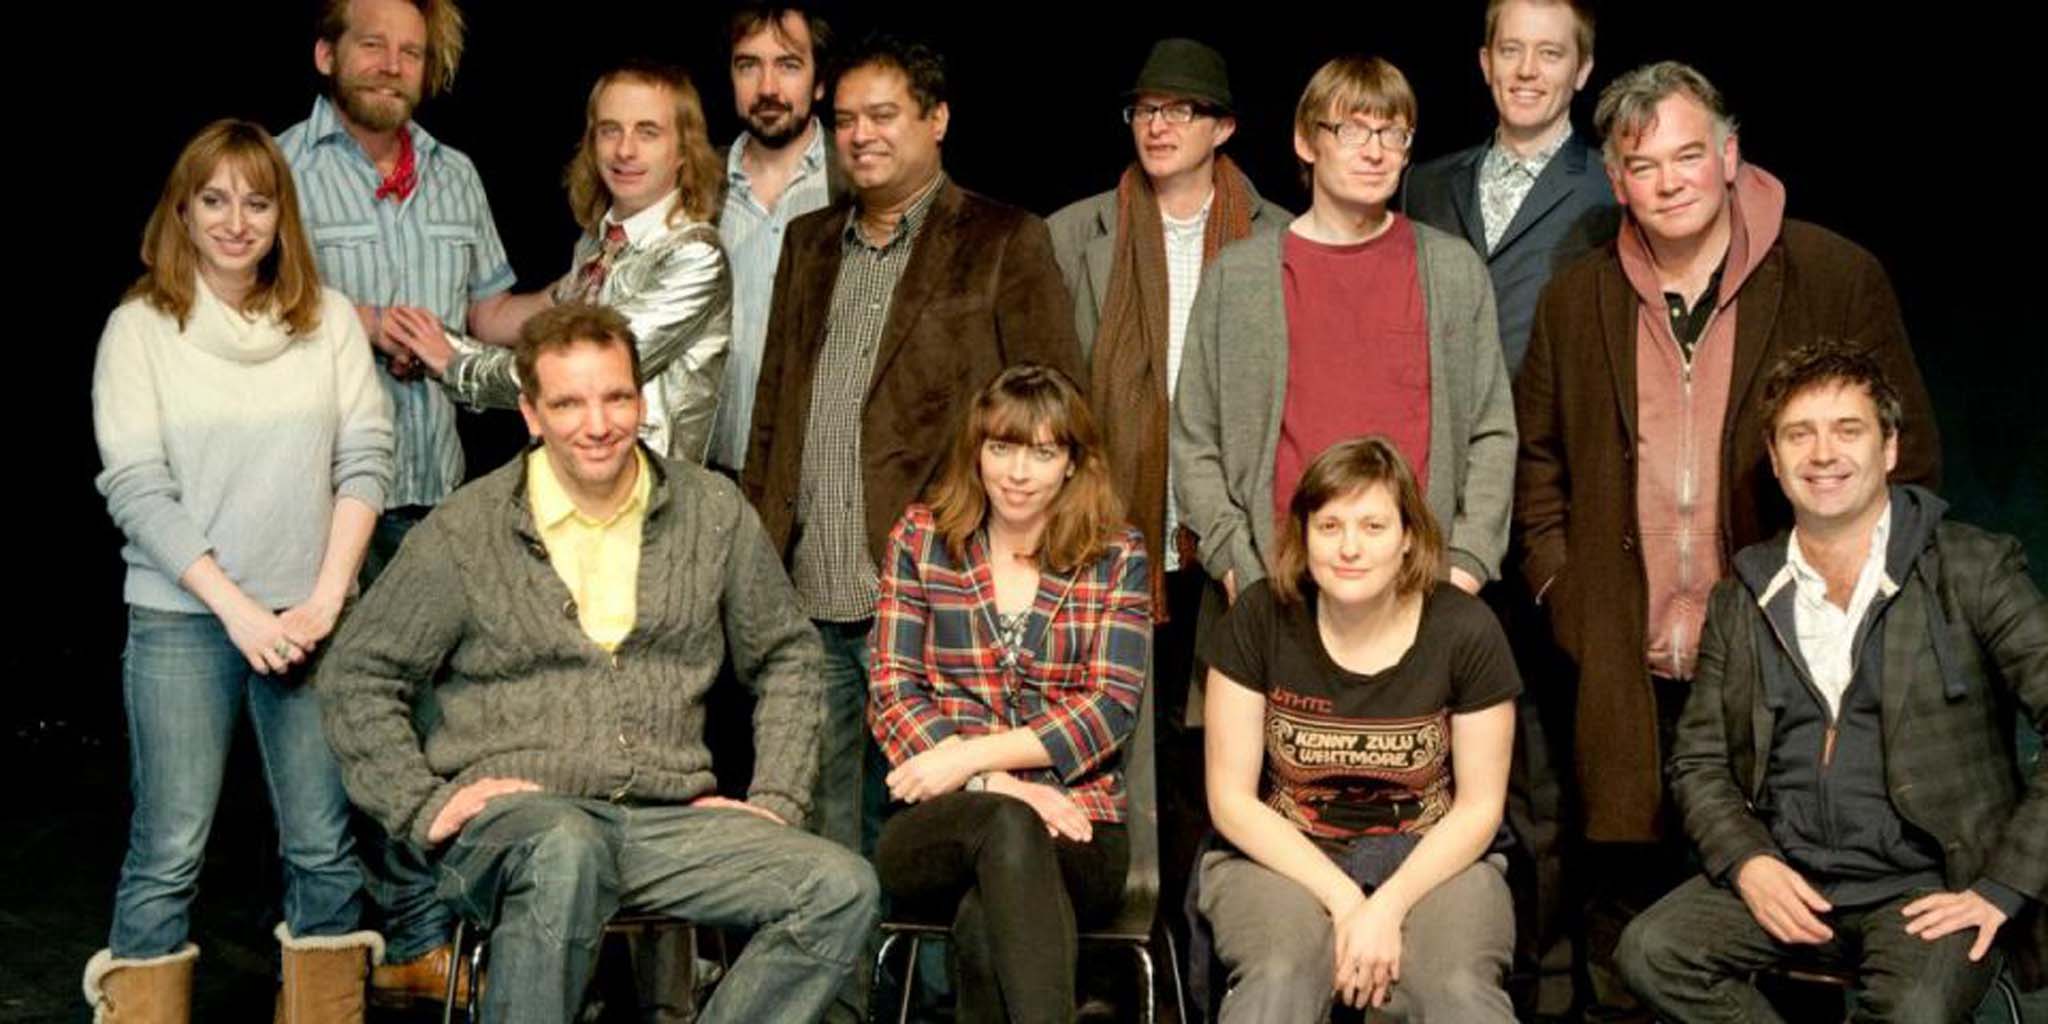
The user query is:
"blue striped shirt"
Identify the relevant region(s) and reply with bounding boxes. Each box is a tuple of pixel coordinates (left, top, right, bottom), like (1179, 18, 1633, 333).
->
(278, 96, 516, 507)
(709, 122, 833, 471)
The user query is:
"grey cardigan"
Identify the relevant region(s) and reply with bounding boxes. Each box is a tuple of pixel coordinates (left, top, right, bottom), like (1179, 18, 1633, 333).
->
(318, 449, 824, 848)
(1046, 176, 1291, 359)
(1171, 219, 1516, 587)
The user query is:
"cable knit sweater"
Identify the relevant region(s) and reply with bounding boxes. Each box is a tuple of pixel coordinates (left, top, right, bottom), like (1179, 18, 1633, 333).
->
(317, 450, 824, 849)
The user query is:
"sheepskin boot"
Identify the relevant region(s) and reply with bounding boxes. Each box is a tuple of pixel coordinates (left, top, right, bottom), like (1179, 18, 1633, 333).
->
(272, 923, 385, 1024)
(82, 944, 197, 1024)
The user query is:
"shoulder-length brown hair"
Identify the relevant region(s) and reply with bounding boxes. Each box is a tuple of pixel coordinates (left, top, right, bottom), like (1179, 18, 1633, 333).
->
(1268, 436, 1444, 605)
(126, 119, 323, 337)
(926, 364, 1124, 575)
(566, 61, 724, 232)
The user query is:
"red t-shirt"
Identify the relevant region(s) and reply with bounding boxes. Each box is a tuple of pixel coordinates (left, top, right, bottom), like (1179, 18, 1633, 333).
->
(1273, 217, 1432, 526)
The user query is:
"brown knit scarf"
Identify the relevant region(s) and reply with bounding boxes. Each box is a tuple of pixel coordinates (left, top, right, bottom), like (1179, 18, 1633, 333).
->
(1089, 154, 1255, 621)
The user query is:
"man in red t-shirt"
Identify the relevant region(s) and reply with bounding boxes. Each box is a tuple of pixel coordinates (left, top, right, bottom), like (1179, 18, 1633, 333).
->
(1172, 54, 1515, 616)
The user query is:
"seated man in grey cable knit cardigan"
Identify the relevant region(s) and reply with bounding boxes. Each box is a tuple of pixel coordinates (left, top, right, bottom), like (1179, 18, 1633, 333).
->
(318, 302, 879, 1024)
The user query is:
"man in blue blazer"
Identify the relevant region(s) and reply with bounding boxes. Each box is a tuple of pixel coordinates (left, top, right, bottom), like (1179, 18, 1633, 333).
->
(1401, 2, 1618, 1018)
(1404, 0, 1619, 375)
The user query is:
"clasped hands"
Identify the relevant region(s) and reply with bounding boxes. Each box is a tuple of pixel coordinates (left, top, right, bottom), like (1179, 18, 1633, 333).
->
(884, 738, 1092, 843)
(357, 304, 456, 381)
(1327, 885, 1408, 1010)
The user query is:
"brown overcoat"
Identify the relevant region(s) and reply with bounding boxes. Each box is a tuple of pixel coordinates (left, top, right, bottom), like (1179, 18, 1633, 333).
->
(742, 180, 1084, 564)
(1514, 218, 1941, 842)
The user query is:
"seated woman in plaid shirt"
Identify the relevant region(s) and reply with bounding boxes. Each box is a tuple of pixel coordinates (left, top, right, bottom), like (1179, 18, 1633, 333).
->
(867, 363, 1152, 1024)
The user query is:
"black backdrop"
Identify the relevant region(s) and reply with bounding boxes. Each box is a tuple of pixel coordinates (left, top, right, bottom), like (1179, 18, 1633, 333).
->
(29, 2, 2041, 741)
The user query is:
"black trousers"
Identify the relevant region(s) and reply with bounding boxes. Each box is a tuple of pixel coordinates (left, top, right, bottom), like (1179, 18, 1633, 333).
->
(1619, 876, 2000, 1023)
(876, 792, 1129, 1024)
(1582, 673, 1697, 1022)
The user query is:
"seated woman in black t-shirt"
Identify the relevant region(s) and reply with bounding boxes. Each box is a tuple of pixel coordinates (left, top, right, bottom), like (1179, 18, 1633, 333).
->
(1197, 436, 1520, 1023)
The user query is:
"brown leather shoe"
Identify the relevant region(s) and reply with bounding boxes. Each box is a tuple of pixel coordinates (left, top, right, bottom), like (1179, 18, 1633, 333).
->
(368, 943, 476, 1007)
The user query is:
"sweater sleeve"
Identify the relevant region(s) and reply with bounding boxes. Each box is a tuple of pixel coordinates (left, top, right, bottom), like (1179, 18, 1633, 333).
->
(316, 514, 470, 846)
(1171, 260, 1263, 588)
(1446, 244, 1517, 584)
(91, 304, 214, 581)
(720, 487, 826, 828)
(326, 292, 394, 513)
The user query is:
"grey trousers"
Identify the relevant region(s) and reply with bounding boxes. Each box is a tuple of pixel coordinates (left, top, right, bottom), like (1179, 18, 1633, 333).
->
(1197, 849, 1517, 1023)
(1617, 874, 2000, 1023)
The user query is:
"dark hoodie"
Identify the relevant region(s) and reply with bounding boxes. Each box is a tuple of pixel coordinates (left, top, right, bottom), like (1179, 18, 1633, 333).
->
(1733, 485, 2026, 914)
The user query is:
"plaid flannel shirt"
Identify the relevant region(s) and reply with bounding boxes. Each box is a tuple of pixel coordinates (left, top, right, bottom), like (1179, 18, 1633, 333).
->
(867, 505, 1152, 822)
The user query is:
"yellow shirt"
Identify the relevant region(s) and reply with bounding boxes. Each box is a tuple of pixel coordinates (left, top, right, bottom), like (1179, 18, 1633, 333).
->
(527, 447, 652, 651)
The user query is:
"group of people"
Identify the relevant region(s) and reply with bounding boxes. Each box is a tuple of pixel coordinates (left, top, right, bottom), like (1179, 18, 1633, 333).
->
(84, 1, 2045, 1024)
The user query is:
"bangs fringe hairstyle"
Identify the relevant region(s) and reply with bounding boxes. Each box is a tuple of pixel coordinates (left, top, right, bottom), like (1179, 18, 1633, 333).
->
(128, 119, 323, 337)
(1759, 341, 1905, 442)
(1292, 55, 1418, 187)
(317, 0, 466, 97)
(926, 364, 1123, 575)
(1268, 436, 1445, 605)
(566, 61, 724, 231)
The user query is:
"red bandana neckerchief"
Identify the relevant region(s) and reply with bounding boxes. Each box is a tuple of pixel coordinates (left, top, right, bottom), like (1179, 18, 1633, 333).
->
(375, 127, 418, 203)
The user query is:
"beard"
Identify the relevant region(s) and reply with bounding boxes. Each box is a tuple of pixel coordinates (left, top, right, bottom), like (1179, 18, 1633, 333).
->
(744, 99, 810, 150)
(330, 71, 419, 134)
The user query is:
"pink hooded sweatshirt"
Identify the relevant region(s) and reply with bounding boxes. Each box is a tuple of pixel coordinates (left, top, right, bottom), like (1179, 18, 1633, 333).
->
(1617, 163, 1787, 680)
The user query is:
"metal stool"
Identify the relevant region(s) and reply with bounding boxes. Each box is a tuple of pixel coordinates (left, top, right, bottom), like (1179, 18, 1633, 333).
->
(441, 912, 727, 1023)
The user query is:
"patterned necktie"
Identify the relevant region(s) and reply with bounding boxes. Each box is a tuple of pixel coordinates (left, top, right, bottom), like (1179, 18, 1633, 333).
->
(565, 223, 630, 303)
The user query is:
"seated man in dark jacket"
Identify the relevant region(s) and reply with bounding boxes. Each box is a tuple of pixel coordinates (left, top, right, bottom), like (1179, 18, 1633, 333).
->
(1618, 345, 2047, 1022)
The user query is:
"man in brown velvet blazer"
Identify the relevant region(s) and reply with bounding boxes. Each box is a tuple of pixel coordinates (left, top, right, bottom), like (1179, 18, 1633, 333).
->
(742, 33, 1082, 858)
(1513, 61, 1940, 1018)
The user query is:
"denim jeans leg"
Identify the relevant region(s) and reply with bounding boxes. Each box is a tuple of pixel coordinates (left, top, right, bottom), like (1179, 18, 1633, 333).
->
(355, 505, 452, 960)
(247, 666, 363, 938)
(436, 795, 622, 1024)
(108, 607, 243, 958)
(615, 804, 880, 1024)
(810, 619, 873, 854)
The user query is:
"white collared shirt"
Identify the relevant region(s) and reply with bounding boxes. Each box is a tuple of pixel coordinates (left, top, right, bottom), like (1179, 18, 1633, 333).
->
(1785, 503, 1894, 718)
(1160, 193, 1212, 573)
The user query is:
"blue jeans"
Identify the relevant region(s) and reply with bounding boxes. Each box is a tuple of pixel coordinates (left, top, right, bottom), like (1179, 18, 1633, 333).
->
(812, 619, 886, 856)
(109, 606, 364, 957)
(354, 505, 453, 962)
(436, 794, 880, 1024)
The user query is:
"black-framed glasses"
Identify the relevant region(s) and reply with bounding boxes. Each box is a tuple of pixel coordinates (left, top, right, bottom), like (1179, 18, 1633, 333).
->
(1316, 120, 1413, 152)
(1124, 101, 1207, 126)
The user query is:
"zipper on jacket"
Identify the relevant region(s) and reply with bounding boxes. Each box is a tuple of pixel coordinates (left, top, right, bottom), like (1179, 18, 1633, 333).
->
(1758, 608, 1841, 830)
(1670, 359, 1697, 679)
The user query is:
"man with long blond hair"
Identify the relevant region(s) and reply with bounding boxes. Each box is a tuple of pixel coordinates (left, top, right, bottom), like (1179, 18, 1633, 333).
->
(277, 0, 553, 1004)
(400, 60, 735, 464)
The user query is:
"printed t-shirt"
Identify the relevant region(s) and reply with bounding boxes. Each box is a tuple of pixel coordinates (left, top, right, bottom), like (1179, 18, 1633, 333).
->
(1201, 578, 1519, 849)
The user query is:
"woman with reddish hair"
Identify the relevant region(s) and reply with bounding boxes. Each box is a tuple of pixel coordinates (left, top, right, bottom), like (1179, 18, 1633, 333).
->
(85, 119, 391, 1022)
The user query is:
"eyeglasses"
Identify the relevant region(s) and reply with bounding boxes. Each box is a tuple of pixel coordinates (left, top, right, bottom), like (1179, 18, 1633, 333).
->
(1123, 102, 1207, 126)
(1315, 121, 1414, 153)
